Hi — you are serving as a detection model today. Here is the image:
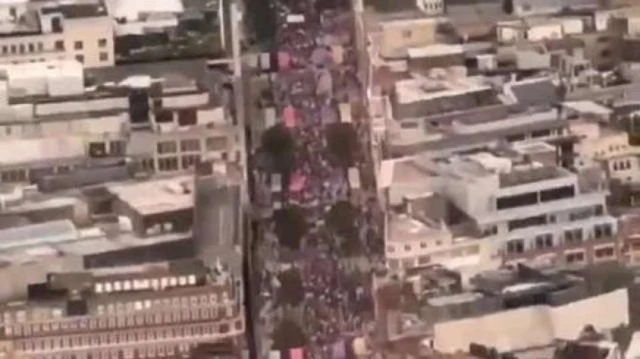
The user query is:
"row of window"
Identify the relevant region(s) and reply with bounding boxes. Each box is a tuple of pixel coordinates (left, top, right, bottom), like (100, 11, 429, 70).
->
(94, 275, 198, 294)
(0, 38, 107, 56)
(14, 320, 243, 353)
(5, 305, 236, 338)
(496, 185, 576, 210)
(156, 137, 228, 155)
(0, 164, 74, 183)
(95, 293, 229, 315)
(506, 223, 615, 254)
(612, 159, 632, 171)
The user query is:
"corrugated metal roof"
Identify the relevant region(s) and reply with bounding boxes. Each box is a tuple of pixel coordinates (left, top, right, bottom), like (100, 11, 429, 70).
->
(0, 220, 78, 251)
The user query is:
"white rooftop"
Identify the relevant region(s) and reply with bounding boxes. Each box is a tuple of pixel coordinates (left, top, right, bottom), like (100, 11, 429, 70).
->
(0, 137, 85, 166)
(395, 76, 491, 104)
(105, 0, 184, 21)
(107, 176, 194, 216)
(407, 44, 464, 59)
(0, 220, 79, 251)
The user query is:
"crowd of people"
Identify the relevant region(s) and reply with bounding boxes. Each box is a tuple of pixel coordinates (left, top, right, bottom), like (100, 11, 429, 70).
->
(259, 0, 384, 357)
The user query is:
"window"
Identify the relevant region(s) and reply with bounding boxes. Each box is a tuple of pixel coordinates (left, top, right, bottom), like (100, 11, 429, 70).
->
(219, 323, 230, 333)
(155, 110, 173, 123)
(540, 186, 575, 202)
(1, 169, 26, 183)
(181, 154, 200, 170)
(508, 215, 546, 231)
(54, 40, 64, 51)
(594, 224, 613, 239)
(497, 192, 538, 210)
(402, 30, 412, 39)
(99, 52, 109, 62)
(28, 43, 34, 52)
(404, 244, 411, 251)
(531, 129, 551, 138)
(595, 246, 614, 258)
(506, 133, 526, 142)
(177, 109, 197, 126)
(157, 141, 177, 154)
(37, 42, 43, 51)
(109, 141, 125, 156)
(506, 239, 524, 254)
(1, 45, 6, 54)
(158, 157, 179, 172)
(418, 255, 430, 264)
(535, 234, 554, 250)
(98, 38, 107, 47)
(386, 246, 394, 253)
(88, 142, 107, 157)
(75, 54, 84, 63)
(141, 158, 155, 172)
(566, 251, 585, 263)
(74, 41, 83, 50)
(564, 228, 583, 244)
(9, 44, 15, 53)
(205, 136, 227, 151)
(18, 44, 24, 53)
(180, 139, 201, 152)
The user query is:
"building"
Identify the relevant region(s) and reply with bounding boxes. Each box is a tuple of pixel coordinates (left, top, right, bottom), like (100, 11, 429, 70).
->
(504, 0, 599, 17)
(391, 72, 498, 119)
(385, 108, 568, 157)
(0, 0, 114, 68)
(363, 11, 441, 60)
(381, 143, 620, 268)
(0, 259, 245, 359)
(384, 192, 498, 274)
(193, 158, 243, 272)
(0, 59, 244, 190)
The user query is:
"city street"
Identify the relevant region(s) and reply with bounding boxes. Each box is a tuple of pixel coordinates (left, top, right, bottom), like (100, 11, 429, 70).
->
(250, 0, 383, 357)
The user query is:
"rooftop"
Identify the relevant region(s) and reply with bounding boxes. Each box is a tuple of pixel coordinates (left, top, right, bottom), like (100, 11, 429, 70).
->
(394, 75, 492, 104)
(107, 176, 195, 216)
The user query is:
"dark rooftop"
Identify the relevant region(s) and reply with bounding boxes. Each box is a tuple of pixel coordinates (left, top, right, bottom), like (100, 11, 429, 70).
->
(509, 79, 559, 109)
(42, 3, 108, 19)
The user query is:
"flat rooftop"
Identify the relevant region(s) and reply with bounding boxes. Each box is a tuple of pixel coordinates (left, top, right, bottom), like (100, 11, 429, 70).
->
(107, 176, 195, 216)
(394, 76, 492, 104)
(388, 213, 444, 242)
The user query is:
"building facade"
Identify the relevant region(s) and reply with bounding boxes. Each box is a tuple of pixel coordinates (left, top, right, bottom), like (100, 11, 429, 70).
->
(425, 148, 619, 267)
(0, 60, 243, 189)
(0, 261, 244, 359)
(0, 1, 114, 68)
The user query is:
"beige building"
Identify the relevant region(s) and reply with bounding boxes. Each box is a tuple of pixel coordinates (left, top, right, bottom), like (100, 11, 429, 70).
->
(0, 1, 114, 68)
(433, 288, 629, 354)
(0, 260, 244, 359)
(0, 60, 244, 188)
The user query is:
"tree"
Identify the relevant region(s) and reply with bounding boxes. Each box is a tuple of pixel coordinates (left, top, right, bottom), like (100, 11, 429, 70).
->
(261, 124, 296, 173)
(278, 269, 304, 307)
(273, 206, 307, 251)
(272, 318, 307, 350)
(326, 201, 358, 238)
(326, 123, 359, 168)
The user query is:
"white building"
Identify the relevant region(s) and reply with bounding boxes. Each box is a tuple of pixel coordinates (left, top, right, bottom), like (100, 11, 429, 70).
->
(428, 147, 616, 266)
(0, 59, 244, 188)
(0, 0, 114, 68)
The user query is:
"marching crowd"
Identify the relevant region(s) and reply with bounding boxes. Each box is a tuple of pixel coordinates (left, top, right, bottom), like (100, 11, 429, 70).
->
(260, 0, 383, 357)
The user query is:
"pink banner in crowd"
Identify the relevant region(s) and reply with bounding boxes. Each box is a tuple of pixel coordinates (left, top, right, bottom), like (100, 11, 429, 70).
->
(278, 51, 291, 70)
(289, 348, 304, 359)
(289, 171, 307, 192)
(283, 105, 297, 128)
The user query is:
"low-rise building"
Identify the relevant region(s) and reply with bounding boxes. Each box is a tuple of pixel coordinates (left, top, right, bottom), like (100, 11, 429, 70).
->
(0, 59, 244, 190)
(0, 259, 244, 359)
(0, 0, 114, 68)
